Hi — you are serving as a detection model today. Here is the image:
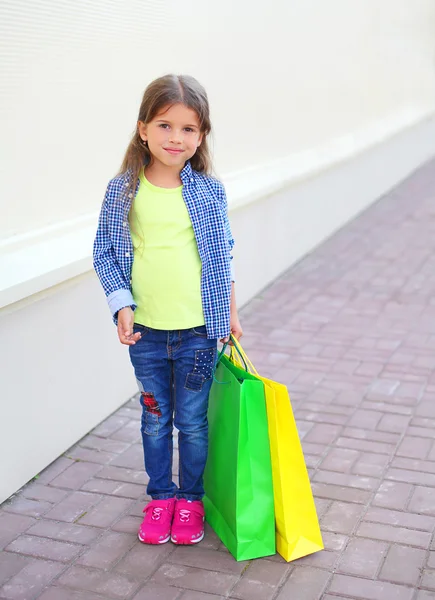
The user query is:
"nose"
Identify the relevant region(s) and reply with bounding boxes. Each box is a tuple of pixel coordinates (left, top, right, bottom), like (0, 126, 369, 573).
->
(169, 129, 183, 144)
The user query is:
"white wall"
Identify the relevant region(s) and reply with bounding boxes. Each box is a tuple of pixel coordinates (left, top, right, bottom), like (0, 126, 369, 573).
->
(1, 0, 435, 502)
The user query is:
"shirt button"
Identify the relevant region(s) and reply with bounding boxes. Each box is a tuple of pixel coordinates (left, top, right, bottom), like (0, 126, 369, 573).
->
(128, 193, 133, 198)
(125, 182, 129, 187)
(123, 222, 127, 227)
(125, 252, 130, 257)
(190, 178, 194, 183)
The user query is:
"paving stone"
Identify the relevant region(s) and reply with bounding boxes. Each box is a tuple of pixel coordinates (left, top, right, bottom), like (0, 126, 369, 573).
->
(0, 514, 35, 550)
(314, 470, 379, 491)
(36, 457, 75, 484)
(297, 549, 338, 570)
(275, 565, 330, 599)
(421, 570, 435, 591)
(132, 583, 182, 599)
(321, 532, 348, 552)
(49, 461, 104, 490)
(57, 565, 141, 599)
(66, 446, 118, 465)
(111, 515, 143, 535)
(170, 547, 246, 575)
(303, 424, 343, 445)
(335, 436, 395, 455)
(320, 448, 360, 473)
(397, 436, 433, 460)
(19, 483, 69, 504)
(311, 483, 371, 504)
(151, 564, 238, 596)
(0, 559, 64, 600)
(352, 452, 389, 478)
(379, 545, 426, 586)
(27, 520, 101, 545)
(180, 592, 224, 600)
(110, 446, 144, 470)
(364, 506, 435, 531)
(1, 496, 53, 518)
(336, 538, 388, 577)
(385, 468, 435, 487)
(328, 574, 414, 600)
(78, 435, 131, 454)
(0, 554, 28, 587)
(115, 543, 174, 579)
(38, 588, 109, 600)
(81, 478, 145, 499)
(44, 491, 102, 523)
(356, 521, 431, 548)
(377, 414, 411, 433)
(415, 591, 435, 600)
(408, 486, 435, 515)
(92, 415, 130, 438)
(347, 409, 383, 429)
(392, 458, 435, 476)
(6, 534, 82, 563)
(96, 466, 147, 485)
(313, 497, 331, 520)
(372, 481, 414, 510)
(110, 421, 142, 444)
(77, 496, 133, 528)
(231, 558, 289, 600)
(76, 531, 135, 569)
(321, 501, 365, 535)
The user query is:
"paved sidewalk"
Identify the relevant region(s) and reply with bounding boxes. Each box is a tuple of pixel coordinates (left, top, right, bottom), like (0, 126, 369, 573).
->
(2, 160, 435, 600)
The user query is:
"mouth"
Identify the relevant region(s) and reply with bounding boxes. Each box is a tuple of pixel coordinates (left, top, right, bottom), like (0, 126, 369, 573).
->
(164, 148, 184, 155)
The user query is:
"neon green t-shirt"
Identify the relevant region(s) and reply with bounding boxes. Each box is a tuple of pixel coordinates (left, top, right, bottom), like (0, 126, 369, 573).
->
(129, 171, 204, 329)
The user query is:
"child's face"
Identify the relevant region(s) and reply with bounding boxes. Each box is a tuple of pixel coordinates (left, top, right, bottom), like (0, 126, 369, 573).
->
(138, 103, 203, 170)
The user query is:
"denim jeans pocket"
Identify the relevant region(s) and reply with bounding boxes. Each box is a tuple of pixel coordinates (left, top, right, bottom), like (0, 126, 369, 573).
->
(185, 347, 216, 391)
(133, 323, 149, 338)
(191, 325, 208, 338)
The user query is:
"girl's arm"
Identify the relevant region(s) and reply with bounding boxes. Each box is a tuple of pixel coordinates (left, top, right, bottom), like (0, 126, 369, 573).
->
(93, 190, 136, 320)
(230, 282, 243, 341)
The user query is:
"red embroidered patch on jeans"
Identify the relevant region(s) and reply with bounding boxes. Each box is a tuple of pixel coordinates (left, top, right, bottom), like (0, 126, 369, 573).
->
(141, 392, 162, 416)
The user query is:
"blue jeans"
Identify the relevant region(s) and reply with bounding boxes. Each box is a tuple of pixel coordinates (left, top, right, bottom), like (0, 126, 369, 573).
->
(129, 325, 218, 501)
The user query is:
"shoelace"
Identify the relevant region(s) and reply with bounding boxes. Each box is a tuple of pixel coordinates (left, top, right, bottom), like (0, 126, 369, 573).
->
(178, 509, 191, 523)
(148, 507, 163, 521)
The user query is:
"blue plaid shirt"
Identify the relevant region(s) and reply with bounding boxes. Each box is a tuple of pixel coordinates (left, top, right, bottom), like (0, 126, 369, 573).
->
(93, 161, 234, 339)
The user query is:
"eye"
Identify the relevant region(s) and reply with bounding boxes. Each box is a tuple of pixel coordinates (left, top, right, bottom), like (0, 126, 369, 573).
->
(184, 127, 194, 133)
(158, 123, 169, 129)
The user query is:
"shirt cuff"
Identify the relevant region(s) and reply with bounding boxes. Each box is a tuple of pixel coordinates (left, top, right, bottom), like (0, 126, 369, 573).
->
(107, 288, 136, 318)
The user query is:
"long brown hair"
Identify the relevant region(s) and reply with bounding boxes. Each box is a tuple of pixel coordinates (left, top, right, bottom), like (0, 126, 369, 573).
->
(119, 74, 213, 200)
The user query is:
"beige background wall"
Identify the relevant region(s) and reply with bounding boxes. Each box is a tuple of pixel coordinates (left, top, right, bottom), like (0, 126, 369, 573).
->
(1, 0, 435, 502)
(1, 0, 434, 238)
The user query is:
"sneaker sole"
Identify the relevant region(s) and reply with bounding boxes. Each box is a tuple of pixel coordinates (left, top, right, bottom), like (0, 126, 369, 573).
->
(138, 532, 170, 545)
(170, 531, 204, 545)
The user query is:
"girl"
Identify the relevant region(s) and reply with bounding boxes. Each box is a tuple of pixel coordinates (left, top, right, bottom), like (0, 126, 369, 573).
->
(93, 74, 242, 546)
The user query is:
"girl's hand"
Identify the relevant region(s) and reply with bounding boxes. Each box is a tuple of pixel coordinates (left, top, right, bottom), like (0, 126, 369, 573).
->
(117, 307, 141, 345)
(220, 313, 243, 344)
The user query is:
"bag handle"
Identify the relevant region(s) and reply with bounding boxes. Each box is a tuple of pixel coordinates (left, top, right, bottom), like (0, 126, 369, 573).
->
(212, 336, 250, 384)
(229, 335, 259, 376)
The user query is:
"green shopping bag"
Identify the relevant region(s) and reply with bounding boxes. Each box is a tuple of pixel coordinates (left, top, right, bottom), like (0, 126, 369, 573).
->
(203, 353, 276, 561)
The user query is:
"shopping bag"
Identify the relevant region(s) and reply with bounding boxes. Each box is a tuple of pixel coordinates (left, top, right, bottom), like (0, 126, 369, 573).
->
(203, 352, 276, 561)
(230, 338, 324, 562)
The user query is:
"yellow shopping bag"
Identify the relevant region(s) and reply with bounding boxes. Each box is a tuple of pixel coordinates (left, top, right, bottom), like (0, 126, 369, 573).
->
(230, 337, 324, 562)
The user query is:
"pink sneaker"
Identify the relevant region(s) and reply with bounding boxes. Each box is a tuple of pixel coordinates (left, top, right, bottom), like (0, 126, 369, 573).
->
(138, 498, 175, 544)
(171, 499, 205, 545)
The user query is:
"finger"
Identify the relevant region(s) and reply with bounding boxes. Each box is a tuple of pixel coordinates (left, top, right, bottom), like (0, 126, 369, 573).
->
(120, 335, 137, 346)
(220, 337, 229, 343)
